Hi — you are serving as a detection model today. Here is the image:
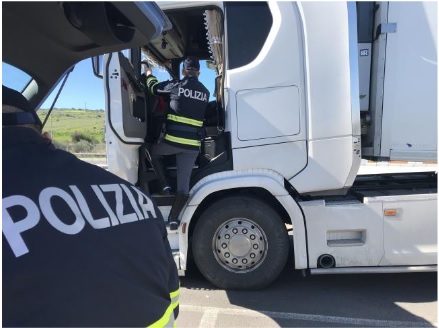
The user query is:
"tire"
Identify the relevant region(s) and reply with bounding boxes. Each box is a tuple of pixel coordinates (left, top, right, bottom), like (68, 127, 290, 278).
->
(192, 195, 289, 290)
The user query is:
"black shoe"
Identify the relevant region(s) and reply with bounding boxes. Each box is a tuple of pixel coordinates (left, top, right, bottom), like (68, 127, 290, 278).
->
(169, 221, 179, 231)
(159, 186, 172, 196)
(167, 192, 189, 230)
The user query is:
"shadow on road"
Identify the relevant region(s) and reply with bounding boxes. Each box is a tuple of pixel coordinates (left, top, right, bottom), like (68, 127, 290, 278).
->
(180, 237, 437, 327)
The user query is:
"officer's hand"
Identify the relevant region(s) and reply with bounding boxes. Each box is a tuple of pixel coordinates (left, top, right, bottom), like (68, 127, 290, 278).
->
(42, 131, 52, 141)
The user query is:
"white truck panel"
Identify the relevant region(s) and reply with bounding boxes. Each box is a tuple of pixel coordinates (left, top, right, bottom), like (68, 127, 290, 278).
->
(288, 2, 362, 194)
(226, 2, 306, 149)
(236, 86, 301, 141)
(299, 2, 355, 141)
(233, 141, 307, 180)
(302, 192, 437, 270)
(379, 2, 437, 161)
(290, 136, 361, 194)
(370, 194, 437, 266)
(301, 199, 384, 268)
(189, 169, 289, 203)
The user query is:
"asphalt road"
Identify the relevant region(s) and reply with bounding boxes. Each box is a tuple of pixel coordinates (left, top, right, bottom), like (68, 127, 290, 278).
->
(177, 242, 437, 328)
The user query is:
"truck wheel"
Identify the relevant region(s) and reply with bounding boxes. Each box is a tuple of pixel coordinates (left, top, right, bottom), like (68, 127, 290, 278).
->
(192, 195, 289, 290)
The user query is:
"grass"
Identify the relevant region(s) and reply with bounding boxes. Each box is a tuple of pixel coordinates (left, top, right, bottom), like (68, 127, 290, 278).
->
(38, 109, 105, 143)
(37, 109, 105, 153)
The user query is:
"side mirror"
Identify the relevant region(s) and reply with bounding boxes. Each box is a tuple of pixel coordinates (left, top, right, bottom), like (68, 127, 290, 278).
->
(92, 56, 103, 79)
(205, 60, 217, 70)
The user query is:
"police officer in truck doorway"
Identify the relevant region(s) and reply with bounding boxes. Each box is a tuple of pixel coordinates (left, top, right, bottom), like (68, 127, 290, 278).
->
(2, 86, 180, 327)
(145, 57, 210, 230)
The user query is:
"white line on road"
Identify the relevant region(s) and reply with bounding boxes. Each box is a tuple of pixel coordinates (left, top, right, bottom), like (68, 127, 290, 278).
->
(180, 304, 436, 327)
(198, 308, 220, 328)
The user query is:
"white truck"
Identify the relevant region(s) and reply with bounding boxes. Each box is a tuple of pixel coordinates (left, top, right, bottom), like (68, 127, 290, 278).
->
(98, 1, 437, 289)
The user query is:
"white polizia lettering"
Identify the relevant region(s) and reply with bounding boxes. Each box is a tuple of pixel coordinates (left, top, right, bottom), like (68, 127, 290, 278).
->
(70, 185, 111, 229)
(92, 185, 119, 226)
(39, 187, 86, 235)
(130, 185, 157, 219)
(178, 88, 207, 102)
(3, 195, 40, 257)
(100, 184, 139, 224)
(2, 184, 158, 257)
(120, 184, 144, 221)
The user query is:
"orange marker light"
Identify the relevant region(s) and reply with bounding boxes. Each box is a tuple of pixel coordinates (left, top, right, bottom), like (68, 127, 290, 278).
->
(384, 209, 397, 216)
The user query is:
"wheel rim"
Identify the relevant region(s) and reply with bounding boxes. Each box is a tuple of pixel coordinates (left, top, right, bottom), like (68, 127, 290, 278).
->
(213, 218, 268, 273)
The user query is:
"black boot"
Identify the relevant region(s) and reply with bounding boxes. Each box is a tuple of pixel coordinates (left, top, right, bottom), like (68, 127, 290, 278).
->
(151, 157, 171, 195)
(168, 192, 189, 230)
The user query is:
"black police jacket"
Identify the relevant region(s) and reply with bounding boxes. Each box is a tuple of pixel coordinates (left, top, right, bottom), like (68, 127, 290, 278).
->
(146, 75, 210, 150)
(2, 127, 180, 327)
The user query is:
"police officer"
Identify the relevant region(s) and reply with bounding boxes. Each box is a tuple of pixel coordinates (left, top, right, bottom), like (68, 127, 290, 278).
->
(2, 86, 180, 327)
(145, 57, 209, 230)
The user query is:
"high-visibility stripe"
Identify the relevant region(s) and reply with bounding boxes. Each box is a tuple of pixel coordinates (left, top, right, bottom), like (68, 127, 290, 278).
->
(147, 288, 180, 328)
(170, 289, 180, 300)
(147, 299, 179, 328)
(165, 134, 201, 147)
(149, 81, 159, 94)
(146, 76, 159, 94)
(167, 114, 203, 127)
(146, 76, 157, 85)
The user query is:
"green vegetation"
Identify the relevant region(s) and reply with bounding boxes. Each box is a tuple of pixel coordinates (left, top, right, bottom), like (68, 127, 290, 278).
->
(38, 109, 106, 154)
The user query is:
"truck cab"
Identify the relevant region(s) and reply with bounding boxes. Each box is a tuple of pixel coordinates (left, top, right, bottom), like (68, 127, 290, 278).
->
(102, 2, 437, 289)
(105, 1, 358, 196)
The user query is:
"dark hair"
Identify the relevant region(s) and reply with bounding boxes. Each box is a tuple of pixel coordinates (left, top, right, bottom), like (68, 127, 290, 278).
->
(2, 85, 43, 127)
(183, 56, 200, 71)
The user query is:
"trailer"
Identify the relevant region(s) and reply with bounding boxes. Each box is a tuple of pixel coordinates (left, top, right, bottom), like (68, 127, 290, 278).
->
(100, 1, 437, 289)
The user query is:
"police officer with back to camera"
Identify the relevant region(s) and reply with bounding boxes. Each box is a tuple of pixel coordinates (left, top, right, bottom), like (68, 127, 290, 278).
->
(2, 85, 180, 327)
(145, 56, 210, 230)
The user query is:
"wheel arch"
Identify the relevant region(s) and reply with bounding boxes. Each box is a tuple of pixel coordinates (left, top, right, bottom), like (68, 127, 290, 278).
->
(177, 170, 308, 271)
(188, 187, 292, 239)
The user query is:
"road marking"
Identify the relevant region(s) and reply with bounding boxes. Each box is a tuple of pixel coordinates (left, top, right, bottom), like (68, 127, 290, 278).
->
(180, 304, 436, 327)
(198, 308, 219, 328)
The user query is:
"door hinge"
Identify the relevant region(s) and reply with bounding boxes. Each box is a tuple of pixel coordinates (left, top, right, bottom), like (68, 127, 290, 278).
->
(375, 23, 397, 38)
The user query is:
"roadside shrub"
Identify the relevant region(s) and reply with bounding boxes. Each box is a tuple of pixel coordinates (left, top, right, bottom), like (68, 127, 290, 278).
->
(71, 131, 95, 143)
(52, 140, 68, 151)
(72, 140, 94, 153)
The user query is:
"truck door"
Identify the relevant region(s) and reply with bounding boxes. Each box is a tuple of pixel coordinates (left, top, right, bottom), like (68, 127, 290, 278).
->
(224, 2, 307, 179)
(103, 49, 149, 184)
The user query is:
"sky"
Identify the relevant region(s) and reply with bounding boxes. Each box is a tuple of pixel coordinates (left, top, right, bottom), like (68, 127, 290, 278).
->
(2, 59, 104, 110)
(43, 59, 105, 110)
(3, 57, 217, 111)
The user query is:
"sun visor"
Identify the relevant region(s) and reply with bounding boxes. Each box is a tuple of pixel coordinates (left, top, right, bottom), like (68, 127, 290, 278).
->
(63, 2, 172, 46)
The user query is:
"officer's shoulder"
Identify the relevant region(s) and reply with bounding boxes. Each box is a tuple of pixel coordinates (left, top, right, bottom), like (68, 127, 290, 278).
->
(201, 83, 210, 94)
(52, 148, 125, 181)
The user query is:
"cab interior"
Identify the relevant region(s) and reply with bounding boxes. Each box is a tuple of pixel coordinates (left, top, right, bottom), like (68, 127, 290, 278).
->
(135, 5, 231, 200)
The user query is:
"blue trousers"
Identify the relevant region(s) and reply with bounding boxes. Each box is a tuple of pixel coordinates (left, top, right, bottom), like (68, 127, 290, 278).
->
(151, 142, 198, 194)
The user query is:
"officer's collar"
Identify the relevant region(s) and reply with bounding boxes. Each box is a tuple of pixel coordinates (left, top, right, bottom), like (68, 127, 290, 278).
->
(183, 75, 198, 80)
(3, 126, 52, 148)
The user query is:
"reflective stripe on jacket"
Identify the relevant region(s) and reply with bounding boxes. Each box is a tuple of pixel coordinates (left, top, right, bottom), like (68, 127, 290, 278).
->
(146, 74, 209, 150)
(148, 287, 180, 327)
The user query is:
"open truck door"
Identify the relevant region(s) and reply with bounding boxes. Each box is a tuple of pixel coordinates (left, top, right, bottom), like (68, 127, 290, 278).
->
(102, 50, 152, 185)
